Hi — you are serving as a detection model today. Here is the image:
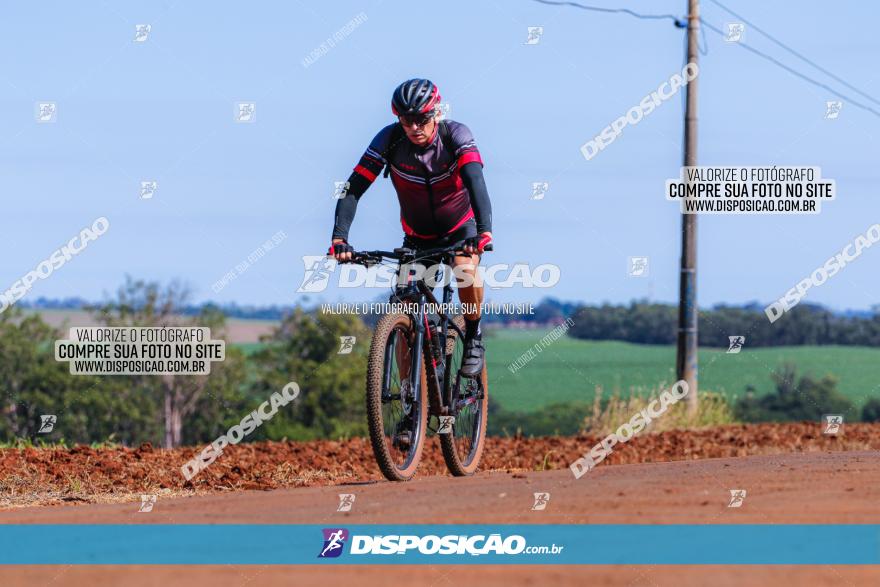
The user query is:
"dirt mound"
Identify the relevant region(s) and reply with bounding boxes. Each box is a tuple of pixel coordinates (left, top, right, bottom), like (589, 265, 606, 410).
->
(2, 422, 878, 509)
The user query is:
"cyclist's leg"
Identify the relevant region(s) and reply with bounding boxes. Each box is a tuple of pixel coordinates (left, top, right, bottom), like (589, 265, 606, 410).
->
(441, 221, 484, 376)
(453, 252, 482, 321)
(400, 221, 483, 376)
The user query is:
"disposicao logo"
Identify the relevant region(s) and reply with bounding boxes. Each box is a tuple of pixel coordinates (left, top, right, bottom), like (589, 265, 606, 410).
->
(318, 528, 349, 558)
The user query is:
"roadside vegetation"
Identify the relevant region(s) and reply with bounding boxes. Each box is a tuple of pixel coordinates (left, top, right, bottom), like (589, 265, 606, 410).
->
(3, 282, 878, 445)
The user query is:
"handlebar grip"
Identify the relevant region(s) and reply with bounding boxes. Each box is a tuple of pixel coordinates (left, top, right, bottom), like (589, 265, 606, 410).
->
(482, 243, 493, 252)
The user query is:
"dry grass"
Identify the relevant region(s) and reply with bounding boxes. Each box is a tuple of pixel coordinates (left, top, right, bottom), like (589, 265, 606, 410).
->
(583, 385, 736, 436)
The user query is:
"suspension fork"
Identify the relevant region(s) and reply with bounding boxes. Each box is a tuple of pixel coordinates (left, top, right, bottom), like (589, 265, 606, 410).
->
(382, 330, 396, 400)
(414, 293, 449, 416)
(439, 281, 456, 407)
(409, 300, 426, 402)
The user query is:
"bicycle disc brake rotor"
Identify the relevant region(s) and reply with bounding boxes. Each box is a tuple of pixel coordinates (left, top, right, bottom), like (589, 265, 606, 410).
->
(399, 379, 414, 416)
(455, 375, 481, 411)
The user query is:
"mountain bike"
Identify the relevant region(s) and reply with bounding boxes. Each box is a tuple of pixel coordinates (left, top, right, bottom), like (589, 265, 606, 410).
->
(348, 240, 492, 481)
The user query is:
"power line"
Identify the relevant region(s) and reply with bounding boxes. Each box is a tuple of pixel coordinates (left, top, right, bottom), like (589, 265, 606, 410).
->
(527, 0, 880, 118)
(530, 0, 684, 25)
(698, 16, 709, 56)
(708, 0, 880, 107)
(700, 18, 880, 118)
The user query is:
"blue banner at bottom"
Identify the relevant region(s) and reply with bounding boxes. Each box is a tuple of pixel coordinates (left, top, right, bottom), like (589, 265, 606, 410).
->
(0, 525, 877, 565)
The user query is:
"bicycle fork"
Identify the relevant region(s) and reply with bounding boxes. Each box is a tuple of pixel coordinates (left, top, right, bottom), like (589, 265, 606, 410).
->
(411, 299, 448, 417)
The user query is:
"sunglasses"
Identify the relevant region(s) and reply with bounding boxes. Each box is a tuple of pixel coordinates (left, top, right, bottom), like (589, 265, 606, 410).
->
(399, 112, 435, 127)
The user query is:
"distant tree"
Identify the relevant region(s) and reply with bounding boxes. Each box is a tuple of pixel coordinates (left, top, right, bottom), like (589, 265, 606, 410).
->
(89, 276, 246, 448)
(487, 399, 585, 437)
(568, 302, 677, 344)
(567, 301, 880, 347)
(862, 398, 880, 423)
(734, 364, 855, 422)
(0, 306, 160, 444)
(249, 308, 371, 439)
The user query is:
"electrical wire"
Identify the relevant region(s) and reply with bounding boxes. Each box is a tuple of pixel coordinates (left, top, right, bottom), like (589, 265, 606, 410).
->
(526, 0, 880, 118)
(530, 0, 684, 25)
(700, 18, 880, 118)
(708, 0, 880, 107)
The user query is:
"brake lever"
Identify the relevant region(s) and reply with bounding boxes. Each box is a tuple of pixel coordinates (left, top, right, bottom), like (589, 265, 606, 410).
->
(351, 253, 380, 267)
(451, 243, 494, 256)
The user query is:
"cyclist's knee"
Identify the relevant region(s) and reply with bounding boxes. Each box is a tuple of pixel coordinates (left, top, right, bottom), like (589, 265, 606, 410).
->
(451, 255, 481, 288)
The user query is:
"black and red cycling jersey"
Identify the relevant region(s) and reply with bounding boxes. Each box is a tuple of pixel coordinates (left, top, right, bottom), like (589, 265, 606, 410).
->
(332, 120, 492, 242)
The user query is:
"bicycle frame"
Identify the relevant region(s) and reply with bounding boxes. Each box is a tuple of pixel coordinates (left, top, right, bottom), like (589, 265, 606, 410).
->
(393, 257, 463, 416)
(353, 242, 480, 416)
(358, 240, 493, 480)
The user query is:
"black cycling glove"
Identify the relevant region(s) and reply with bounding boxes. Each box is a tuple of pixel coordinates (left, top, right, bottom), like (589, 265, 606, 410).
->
(464, 234, 493, 253)
(329, 240, 354, 257)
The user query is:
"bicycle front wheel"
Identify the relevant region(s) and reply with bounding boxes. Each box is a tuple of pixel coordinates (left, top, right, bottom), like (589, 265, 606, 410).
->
(366, 311, 428, 481)
(439, 316, 488, 476)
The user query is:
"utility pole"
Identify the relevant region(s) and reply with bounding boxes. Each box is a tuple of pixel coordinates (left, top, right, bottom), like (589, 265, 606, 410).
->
(676, 0, 699, 414)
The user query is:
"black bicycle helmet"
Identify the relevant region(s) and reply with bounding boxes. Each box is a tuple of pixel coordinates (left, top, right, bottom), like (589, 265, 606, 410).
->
(391, 78, 441, 116)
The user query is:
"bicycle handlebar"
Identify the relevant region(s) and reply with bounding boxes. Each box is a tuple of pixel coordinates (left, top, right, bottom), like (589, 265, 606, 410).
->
(344, 239, 493, 267)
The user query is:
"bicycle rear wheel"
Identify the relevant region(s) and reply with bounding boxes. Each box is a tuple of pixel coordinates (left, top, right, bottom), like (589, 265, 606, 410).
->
(439, 316, 488, 476)
(366, 312, 428, 481)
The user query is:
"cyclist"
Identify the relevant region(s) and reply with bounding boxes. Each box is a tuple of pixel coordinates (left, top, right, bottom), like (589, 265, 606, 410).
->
(329, 78, 493, 377)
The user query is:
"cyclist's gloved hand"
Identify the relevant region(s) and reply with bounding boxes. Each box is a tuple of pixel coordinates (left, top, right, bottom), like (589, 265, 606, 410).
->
(329, 238, 354, 262)
(463, 232, 493, 255)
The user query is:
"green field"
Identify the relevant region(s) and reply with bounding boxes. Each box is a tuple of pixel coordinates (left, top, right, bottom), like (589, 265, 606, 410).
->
(485, 329, 880, 412)
(231, 328, 880, 413)
(234, 342, 267, 356)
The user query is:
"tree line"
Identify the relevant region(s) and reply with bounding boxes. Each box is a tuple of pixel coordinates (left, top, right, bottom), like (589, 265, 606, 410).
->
(1, 277, 369, 448)
(563, 301, 880, 347)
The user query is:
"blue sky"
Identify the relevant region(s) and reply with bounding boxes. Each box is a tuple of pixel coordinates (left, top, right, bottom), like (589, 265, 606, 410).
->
(1, 0, 878, 311)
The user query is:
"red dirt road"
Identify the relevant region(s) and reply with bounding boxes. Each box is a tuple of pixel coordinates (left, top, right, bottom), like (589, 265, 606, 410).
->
(4, 422, 879, 509)
(2, 450, 879, 586)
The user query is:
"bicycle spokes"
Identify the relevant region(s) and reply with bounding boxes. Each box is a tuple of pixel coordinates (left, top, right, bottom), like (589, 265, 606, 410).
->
(450, 372, 482, 458)
(439, 320, 487, 474)
(381, 326, 420, 469)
